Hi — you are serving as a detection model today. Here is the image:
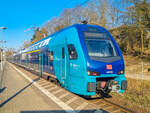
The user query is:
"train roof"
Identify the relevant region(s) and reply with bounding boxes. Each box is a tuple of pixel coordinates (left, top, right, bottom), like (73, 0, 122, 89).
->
(17, 24, 106, 55)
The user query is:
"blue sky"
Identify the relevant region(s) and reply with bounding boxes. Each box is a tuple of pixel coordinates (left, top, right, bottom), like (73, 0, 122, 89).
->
(0, 0, 87, 50)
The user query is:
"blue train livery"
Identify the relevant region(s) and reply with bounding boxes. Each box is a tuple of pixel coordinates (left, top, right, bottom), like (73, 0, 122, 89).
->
(9, 24, 127, 97)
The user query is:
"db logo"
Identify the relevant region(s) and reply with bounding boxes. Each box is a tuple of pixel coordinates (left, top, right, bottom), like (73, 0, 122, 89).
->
(106, 64, 112, 70)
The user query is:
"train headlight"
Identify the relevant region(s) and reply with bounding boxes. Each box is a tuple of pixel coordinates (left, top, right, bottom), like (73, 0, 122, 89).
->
(87, 70, 100, 76)
(117, 70, 124, 75)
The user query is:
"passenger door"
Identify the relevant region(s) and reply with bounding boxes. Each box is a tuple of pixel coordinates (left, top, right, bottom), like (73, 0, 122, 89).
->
(39, 53, 43, 77)
(25, 54, 28, 69)
(61, 47, 67, 87)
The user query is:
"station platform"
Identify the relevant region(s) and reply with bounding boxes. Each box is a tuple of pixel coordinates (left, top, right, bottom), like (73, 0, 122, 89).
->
(0, 62, 108, 113)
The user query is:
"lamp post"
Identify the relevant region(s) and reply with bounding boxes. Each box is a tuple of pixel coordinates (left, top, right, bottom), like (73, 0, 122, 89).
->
(0, 27, 7, 71)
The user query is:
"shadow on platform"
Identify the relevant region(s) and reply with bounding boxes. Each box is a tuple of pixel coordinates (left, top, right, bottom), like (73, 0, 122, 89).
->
(0, 77, 40, 107)
(0, 87, 6, 93)
(20, 109, 109, 113)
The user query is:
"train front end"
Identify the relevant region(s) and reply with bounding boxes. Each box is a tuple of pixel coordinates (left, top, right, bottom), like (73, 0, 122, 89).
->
(79, 25, 127, 96)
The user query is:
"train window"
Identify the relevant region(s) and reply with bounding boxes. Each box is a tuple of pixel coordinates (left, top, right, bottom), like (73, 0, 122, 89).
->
(67, 44, 77, 60)
(85, 40, 118, 57)
(49, 51, 53, 61)
(62, 48, 65, 59)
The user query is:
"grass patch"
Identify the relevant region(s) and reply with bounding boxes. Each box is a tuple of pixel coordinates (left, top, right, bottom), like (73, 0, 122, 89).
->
(110, 78, 150, 113)
(109, 55, 150, 112)
(125, 78, 150, 107)
(124, 55, 150, 76)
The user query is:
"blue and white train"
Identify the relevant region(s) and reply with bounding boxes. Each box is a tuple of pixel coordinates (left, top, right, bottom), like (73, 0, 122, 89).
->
(9, 24, 127, 97)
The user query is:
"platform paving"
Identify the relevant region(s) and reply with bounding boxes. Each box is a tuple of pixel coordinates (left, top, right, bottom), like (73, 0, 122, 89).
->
(0, 62, 65, 113)
(0, 62, 109, 113)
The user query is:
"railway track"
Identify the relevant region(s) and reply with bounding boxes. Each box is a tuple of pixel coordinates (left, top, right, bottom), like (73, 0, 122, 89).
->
(39, 76, 137, 113)
(87, 96, 137, 113)
(49, 80, 137, 113)
(14, 64, 137, 113)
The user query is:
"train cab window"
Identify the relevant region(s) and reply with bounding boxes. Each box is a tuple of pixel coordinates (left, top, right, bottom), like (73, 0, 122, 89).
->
(67, 44, 78, 60)
(49, 51, 53, 61)
(62, 48, 65, 59)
